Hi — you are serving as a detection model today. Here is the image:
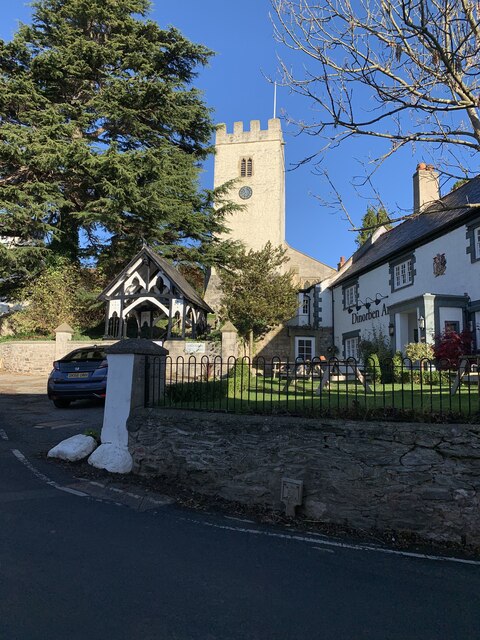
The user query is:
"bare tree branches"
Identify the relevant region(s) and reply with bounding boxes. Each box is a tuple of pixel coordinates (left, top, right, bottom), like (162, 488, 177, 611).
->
(272, 0, 480, 176)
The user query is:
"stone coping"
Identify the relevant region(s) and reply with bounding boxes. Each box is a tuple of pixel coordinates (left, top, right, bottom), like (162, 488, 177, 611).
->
(106, 338, 168, 356)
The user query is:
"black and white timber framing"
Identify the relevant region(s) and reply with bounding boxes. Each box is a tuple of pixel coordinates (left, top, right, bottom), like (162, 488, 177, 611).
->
(99, 246, 212, 340)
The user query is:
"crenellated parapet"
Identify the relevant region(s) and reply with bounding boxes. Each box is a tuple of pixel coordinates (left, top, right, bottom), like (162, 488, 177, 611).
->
(215, 118, 283, 145)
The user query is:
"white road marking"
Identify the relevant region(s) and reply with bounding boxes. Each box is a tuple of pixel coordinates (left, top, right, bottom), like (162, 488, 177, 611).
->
(224, 515, 255, 524)
(0, 429, 9, 440)
(58, 486, 88, 497)
(34, 422, 83, 430)
(80, 479, 172, 505)
(180, 517, 480, 567)
(12, 450, 476, 566)
(11, 449, 87, 497)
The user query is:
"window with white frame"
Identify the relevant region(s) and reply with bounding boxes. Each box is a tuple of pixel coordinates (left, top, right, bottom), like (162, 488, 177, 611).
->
(295, 337, 314, 361)
(475, 227, 480, 259)
(344, 285, 357, 308)
(344, 337, 359, 360)
(394, 259, 413, 289)
(301, 294, 310, 315)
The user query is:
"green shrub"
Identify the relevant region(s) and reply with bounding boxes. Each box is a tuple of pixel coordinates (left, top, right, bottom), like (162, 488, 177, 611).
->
(405, 342, 434, 362)
(84, 429, 101, 444)
(9, 258, 104, 337)
(414, 370, 451, 386)
(358, 326, 392, 362)
(359, 326, 394, 383)
(167, 379, 227, 403)
(228, 361, 252, 396)
(365, 353, 381, 383)
(392, 351, 410, 383)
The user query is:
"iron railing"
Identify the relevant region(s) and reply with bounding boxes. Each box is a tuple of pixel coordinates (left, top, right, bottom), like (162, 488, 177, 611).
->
(144, 355, 480, 421)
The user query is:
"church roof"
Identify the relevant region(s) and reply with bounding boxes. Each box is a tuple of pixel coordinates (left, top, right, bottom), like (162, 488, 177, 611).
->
(99, 245, 212, 313)
(334, 176, 480, 286)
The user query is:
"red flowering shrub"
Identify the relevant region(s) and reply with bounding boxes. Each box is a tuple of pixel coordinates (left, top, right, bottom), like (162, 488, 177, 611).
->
(433, 329, 473, 369)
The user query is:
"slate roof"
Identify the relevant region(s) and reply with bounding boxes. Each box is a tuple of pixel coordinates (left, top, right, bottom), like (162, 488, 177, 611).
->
(99, 245, 212, 313)
(334, 175, 480, 286)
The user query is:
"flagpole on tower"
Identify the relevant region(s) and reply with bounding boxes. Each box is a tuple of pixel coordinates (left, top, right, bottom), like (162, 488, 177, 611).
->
(273, 81, 277, 119)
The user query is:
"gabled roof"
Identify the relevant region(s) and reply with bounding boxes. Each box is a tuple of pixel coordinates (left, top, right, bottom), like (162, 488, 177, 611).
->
(334, 176, 480, 286)
(99, 245, 212, 313)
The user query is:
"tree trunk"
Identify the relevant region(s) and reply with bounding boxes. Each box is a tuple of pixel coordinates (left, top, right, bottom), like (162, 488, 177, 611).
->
(248, 330, 254, 362)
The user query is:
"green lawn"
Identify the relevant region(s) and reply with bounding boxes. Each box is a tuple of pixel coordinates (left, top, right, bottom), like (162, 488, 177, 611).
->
(156, 375, 480, 419)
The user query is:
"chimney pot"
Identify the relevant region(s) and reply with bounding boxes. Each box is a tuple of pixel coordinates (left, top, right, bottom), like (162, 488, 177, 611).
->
(413, 163, 439, 213)
(337, 256, 346, 271)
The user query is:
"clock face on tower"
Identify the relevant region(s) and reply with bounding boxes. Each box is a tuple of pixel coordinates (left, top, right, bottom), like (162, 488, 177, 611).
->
(238, 186, 253, 200)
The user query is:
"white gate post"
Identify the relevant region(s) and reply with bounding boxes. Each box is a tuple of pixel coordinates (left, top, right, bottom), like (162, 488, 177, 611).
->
(88, 339, 168, 473)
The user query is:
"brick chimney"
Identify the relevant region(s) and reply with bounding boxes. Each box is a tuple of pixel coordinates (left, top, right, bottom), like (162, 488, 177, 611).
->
(413, 163, 439, 214)
(337, 256, 346, 271)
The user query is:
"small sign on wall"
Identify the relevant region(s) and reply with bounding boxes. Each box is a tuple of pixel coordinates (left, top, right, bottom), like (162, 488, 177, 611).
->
(433, 253, 446, 276)
(185, 342, 206, 354)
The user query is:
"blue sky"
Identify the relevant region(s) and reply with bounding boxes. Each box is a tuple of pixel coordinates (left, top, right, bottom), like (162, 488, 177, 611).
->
(0, 0, 451, 268)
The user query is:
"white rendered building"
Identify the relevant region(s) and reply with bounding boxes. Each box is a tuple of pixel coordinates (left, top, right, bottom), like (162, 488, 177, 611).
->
(328, 165, 480, 359)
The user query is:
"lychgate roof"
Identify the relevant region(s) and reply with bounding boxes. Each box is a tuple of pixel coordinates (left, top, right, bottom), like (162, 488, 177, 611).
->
(99, 245, 212, 313)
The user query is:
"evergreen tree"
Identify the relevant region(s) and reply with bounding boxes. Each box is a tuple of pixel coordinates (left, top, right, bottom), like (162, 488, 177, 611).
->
(355, 206, 392, 247)
(219, 243, 299, 358)
(0, 0, 235, 297)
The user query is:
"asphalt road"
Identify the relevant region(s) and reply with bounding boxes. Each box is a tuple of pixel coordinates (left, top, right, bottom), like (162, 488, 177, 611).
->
(1, 372, 480, 640)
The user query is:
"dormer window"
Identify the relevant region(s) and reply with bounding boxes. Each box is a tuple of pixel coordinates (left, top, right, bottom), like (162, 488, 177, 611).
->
(301, 294, 310, 315)
(343, 282, 358, 309)
(240, 157, 253, 177)
(389, 253, 416, 292)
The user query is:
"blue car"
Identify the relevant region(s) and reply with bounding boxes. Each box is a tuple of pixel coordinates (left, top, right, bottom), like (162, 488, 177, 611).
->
(47, 346, 108, 408)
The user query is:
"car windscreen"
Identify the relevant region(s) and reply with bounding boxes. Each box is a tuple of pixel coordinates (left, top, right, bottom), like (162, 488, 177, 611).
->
(62, 350, 106, 362)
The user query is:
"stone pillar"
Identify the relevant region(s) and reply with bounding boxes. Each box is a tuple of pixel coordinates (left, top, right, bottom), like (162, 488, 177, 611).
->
(54, 323, 74, 360)
(423, 293, 435, 344)
(88, 339, 168, 474)
(221, 321, 238, 360)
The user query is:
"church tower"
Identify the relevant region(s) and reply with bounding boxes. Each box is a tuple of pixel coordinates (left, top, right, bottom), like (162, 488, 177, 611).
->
(214, 118, 286, 250)
(204, 117, 335, 313)
(204, 119, 286, 309)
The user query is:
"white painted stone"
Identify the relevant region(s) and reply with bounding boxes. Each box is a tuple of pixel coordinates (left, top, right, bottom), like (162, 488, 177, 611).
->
(87, 351, 135, 474)
(101, 353, 134, 448)
(47, 434, 97, 461)
(88, 443, 133, 474)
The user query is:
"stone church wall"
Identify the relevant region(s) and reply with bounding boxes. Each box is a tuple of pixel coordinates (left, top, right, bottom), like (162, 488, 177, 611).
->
(254, 326, 333, 362)
(285, 245, 335, 288)
(129, 408, 480, 548)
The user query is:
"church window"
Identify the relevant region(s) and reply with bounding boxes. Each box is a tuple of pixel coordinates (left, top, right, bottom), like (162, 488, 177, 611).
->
(240, 157, 253, 177)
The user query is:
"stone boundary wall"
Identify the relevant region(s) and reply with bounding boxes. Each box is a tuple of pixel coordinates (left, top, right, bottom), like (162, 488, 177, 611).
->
(162, 340, 221, 361)
(128, 409, 480, 547)
(0, 340, 116, 375)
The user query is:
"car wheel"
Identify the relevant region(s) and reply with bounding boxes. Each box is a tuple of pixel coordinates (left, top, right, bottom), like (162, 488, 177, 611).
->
(53, 399, 71, 409)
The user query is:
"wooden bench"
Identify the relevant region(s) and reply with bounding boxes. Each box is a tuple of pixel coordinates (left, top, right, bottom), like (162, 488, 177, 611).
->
(274, 361, 325, 392)
(451, 357, 480, 395)
(315, 359, 371, 394)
